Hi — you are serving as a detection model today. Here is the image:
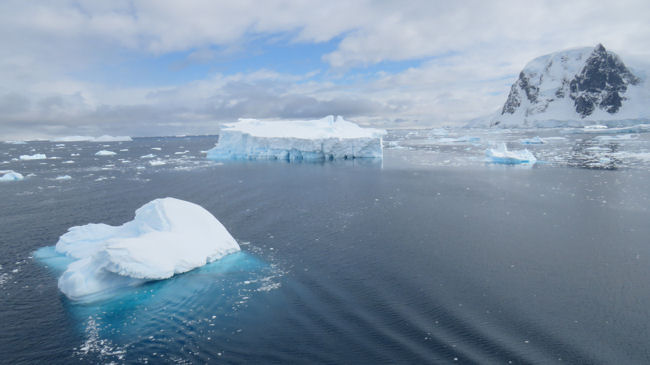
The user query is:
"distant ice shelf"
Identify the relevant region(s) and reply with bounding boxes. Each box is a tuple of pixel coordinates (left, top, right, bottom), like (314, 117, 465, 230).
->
(51, 135, 132, 142)
(486, 143, 537, 165)
(41, 198, 240, 301)
(206, 115, 386, 161)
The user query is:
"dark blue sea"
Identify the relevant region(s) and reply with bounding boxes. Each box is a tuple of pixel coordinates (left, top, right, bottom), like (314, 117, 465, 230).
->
(2, 127, 650, 364)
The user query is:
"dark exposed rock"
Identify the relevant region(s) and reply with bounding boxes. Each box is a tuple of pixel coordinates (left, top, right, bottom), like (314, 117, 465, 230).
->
(568, 44, 639, 117)
(499, 44, 640, 120)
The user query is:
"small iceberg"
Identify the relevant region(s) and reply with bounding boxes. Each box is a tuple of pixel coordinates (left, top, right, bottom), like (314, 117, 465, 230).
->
(520, 136, 545, 145)
(207, 115, 386, 161)
(95, 150, 116, 156)
(0, 170, 24, 181)
(55, 175, 72, 180)
(486, 143, 537, 165)
(46, 198, 241, 301)
(19, 153, 46, 160)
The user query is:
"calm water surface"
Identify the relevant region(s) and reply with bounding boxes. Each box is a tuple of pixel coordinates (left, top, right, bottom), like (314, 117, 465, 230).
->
(1, 130, 650, 363)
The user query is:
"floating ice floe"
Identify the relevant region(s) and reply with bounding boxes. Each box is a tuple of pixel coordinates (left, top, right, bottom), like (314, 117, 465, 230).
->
(0, 170, 24, 181)
(19, 153, 46, 160)
(520, 136, 545, 144)
(51, 135, 132, 142)
(207, 115, 386, 161)
(55, 175, 72, 180)
(95, 150, 116, 156)
(51, 198, 240, 301)
(486, 143, 537, 165)
(140, 154, 156, 159)
(435, 136, 480, 143)
(149, 159, 166, 166)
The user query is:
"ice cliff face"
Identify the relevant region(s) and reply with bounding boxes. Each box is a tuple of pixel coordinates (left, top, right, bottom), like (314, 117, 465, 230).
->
(493, 44, 647, 127)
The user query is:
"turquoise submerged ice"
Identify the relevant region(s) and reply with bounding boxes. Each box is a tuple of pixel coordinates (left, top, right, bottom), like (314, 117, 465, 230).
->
(50, 198, 240, 301)
(486, 143, 537, 165)
(207, 115, 386, 161)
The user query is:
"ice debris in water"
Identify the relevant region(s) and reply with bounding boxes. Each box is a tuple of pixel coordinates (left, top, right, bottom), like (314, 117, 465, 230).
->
(54, 198, 241, 301)
(486, 143, 537, 165)
(207, 115, 386, 161)
(95, 150, 116, 156)
(19, 153, 46, 160)
(0, 170, 24, 181)
(520, 136, 545, 144)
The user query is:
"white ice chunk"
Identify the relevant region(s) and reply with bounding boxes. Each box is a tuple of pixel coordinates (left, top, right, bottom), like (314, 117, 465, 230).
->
(19, 153, 46, 160)
(55, 198, 240, 301)
(55, 175, 72, 180)
(0, 170, 24, 181)
(95, 150, 116, 156)
(486, 143, 537, 164)
(207, 115, 386, 161)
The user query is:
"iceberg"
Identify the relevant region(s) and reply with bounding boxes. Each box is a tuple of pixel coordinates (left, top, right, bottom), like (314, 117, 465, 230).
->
(0, 170, 24, 181)
(19, 153, 46, 160)
(207, 115, 386, 161)
(55, 175, 72, 180)
(486, 143, 537, 165)
(95, 150, 116, 156)
(53, 198, 241, 301)
(51, 135, 132, 142)
(520, 136, 545, 144)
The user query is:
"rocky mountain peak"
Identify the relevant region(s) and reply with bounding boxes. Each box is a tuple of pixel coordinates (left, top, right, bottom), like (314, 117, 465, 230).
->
(494, 44, 642, 127)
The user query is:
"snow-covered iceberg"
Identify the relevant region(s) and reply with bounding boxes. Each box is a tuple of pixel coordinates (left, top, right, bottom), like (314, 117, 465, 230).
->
(0, 170, 24, 181)
(95, 150, 116, 156)
(19, 153, 46, 160)
(486, 143, 537, 165)
(53, 198, 240, 301)
(207, 115, 386, 161)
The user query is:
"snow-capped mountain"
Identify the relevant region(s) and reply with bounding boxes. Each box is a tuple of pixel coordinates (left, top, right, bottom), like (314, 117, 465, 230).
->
(491, 44, 649, 128)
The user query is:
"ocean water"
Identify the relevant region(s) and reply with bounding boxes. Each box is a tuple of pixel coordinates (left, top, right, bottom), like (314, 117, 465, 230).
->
(1, 128, 650, 363)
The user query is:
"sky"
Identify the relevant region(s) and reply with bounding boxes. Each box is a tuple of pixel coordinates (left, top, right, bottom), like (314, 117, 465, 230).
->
(1, 0, 649, 139)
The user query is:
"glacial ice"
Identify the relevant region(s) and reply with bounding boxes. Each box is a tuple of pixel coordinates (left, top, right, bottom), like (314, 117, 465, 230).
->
(53, 198, 240, 301)
(207, 115, 386, 161)
(95, 150, 116, 156)
(52, 135, 132, 142)
(486, 143, 537, 165)
(19, 153, 46, 160)
(0, 170, 24, 181)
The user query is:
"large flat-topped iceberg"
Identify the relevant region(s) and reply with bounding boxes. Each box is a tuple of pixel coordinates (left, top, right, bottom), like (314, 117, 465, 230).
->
(207, 115, 386, 161)
(54, 198, 240, 301)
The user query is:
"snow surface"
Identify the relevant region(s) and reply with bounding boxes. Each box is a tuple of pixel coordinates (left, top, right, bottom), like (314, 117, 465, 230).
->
(0, 170, 24, 181)
(52, 135, 132, 142)
(55, 198, 241, 301)
(19, 153, 46, 160)
(486, 144, 537, 165)
(207, 115, 386, 161)
(95, 150, 116, 156)
(490, 46, 650, 128)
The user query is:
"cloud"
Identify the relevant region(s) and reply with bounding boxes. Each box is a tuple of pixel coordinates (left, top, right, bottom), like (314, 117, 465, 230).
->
(0, 1, 649, 138)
